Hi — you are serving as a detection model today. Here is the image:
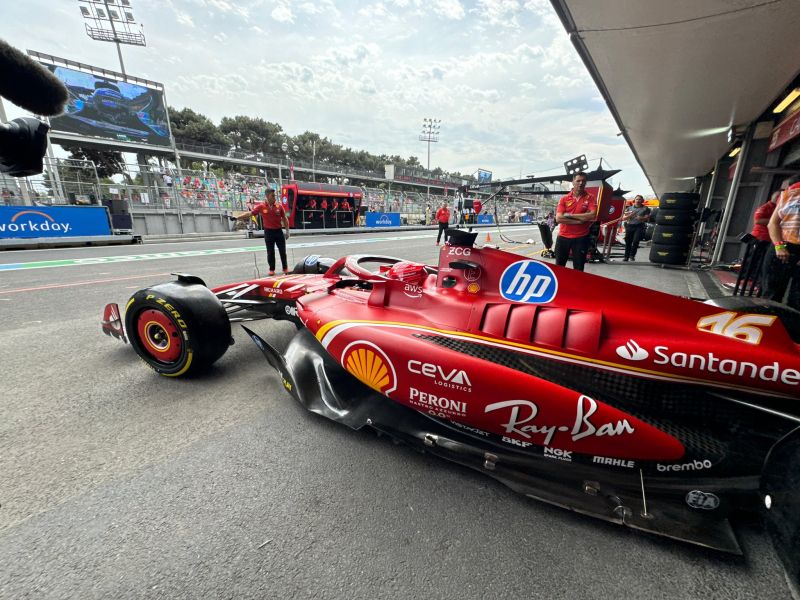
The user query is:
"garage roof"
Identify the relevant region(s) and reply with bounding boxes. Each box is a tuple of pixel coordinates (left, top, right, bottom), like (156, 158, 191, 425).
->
(550, 0, 800, 195)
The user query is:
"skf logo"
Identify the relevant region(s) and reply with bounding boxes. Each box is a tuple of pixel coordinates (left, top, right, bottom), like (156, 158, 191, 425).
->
(499, 260, 557, 304)
(615, 339, 648, 361)
(343, 341, 397, 396)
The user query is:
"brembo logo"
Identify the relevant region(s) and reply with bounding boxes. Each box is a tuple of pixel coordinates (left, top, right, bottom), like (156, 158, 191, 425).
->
(499, 260, 558, 304)
(616, 339, 648, 361)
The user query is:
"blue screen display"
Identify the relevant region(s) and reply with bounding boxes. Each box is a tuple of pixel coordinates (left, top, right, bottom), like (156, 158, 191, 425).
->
(46, 65, 170, 147)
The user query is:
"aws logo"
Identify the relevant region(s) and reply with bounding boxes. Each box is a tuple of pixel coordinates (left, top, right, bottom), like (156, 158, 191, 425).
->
(0, 210, 73, 234)
(342, 341, 397, 396)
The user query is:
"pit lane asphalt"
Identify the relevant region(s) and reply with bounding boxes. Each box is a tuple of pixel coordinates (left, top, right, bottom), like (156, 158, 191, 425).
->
(0, 230, 790, 599)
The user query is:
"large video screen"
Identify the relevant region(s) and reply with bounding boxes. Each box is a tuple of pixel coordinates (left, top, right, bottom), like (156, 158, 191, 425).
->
(44, 64, 171, 147)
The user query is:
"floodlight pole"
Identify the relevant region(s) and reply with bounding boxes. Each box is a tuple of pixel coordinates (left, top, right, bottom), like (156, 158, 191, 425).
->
(103, 0, 126, 74)
(419, 118, 441, 203)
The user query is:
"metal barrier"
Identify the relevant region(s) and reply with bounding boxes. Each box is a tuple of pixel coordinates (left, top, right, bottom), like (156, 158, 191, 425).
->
(733, 235, 769, 296)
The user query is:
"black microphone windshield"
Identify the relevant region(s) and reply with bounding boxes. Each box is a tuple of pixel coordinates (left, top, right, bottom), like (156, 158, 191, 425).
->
(0, 39, 68, 116)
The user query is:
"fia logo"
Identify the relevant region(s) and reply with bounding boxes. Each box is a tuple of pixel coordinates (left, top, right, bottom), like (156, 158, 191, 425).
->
(499, 260, 557, 304)
(685, 490, 720, 510)
(615, 339, 648, 361)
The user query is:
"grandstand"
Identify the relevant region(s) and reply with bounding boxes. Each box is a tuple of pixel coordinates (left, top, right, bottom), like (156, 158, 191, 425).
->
(9, 157, 561, 234)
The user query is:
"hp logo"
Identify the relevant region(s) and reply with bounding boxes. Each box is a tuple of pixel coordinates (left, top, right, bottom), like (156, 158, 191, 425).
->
(499, 260, 558, 304)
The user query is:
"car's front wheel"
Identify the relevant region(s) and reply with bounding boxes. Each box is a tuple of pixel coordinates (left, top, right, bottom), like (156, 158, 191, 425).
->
(124, 280, 231, 377)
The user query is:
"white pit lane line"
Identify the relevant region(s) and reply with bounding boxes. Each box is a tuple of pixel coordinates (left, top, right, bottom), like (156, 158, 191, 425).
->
(0, 227, 544, 272)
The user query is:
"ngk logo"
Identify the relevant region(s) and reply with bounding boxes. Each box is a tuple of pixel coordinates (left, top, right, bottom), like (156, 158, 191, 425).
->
(543, 447, 572, 462)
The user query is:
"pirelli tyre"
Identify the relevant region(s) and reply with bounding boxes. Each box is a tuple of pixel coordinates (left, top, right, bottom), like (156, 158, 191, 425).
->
(658, 192, 700, 211)
(649, 243, 690, 265)
(655, 209, 697, 227)
(651, 224, 695, 246)
(124, 280, 231, 377)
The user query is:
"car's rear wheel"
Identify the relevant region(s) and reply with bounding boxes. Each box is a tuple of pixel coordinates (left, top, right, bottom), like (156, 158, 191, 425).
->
(125, 280, 231, 377)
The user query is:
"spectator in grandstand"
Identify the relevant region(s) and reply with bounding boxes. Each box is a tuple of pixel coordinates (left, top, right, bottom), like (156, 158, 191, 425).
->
(435, 201, 450, 246)
(231, 189, 291, 276)
(162, 173, 173, 187)
(622, 195, 651, 261)
(762, 182, 800, 310)
(554, 171, 598, 271)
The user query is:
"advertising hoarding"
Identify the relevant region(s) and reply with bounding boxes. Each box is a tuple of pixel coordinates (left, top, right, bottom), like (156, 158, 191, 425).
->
(43, 63, 171, 147)
(0, 206, 112, 239)
(365, 212, 401, 227)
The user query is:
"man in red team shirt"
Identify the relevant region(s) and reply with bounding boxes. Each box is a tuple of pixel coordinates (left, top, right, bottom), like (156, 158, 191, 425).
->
(554, 172, 598, 271)
(231, 189, 290, 275)
(435, 201, 450, 245)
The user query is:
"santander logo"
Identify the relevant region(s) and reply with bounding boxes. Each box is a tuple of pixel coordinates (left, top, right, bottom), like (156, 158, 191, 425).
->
(616, 339, 648, 361)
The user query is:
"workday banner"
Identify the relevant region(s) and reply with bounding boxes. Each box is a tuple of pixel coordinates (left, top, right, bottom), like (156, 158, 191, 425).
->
(0, 206, 112, 239)
(365, 212, 400, 228)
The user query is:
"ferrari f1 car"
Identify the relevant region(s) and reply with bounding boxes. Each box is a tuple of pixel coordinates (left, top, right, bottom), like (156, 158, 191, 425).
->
(102, 229, 800, 577)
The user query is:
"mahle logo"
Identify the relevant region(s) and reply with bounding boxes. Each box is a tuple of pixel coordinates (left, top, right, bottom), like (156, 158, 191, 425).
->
(499, 260, 557, 304)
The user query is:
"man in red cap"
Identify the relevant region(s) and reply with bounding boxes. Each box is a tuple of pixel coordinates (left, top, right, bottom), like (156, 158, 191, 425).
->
(231, 189, 290, 275)
(763, 181, 800, 309)
(554, 172, 597, 271)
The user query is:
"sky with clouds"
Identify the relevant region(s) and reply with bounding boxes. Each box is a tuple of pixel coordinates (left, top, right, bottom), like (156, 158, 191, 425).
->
(2, 0, 653, 195)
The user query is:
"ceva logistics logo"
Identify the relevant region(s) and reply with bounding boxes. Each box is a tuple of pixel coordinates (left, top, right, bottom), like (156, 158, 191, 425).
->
(499, 260, 558, 304)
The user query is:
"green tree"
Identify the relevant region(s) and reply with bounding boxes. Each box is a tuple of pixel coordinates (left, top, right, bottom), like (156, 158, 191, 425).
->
(58, 143, 129, 181)
(169, 107, 231, 148)
(219, 115, 283, 156)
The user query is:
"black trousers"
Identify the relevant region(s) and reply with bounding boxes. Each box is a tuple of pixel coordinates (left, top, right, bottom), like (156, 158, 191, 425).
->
(761, 243, 800, 310)
(624, 225, 644, 259)
(264, 229, 287, 272)
(436, 221, 448, 243)
(555, 235, 590, 271)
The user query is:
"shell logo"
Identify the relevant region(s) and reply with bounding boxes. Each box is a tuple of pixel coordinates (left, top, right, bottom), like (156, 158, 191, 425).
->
(342, 340, 397, 396)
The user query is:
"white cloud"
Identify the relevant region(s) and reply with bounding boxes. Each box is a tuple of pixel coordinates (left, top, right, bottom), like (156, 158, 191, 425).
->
(476, 0, 521, 27)
(271, 2, 294, 23)
(431, 0, 466, 20)
(1, 0, 654, 195)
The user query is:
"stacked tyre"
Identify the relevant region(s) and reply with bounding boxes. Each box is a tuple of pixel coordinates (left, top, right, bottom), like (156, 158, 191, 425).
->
(649, 192, 700, 265)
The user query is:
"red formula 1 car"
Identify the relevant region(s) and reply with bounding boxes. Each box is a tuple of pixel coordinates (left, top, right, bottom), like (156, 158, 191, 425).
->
(102, 229, 800, 578)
